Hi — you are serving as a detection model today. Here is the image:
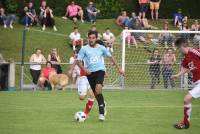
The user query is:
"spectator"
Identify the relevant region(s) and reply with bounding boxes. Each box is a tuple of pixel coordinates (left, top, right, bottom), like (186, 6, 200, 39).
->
(127, 12, 140, 28)
(87, 25, 104, 46)
(193, 28, 200, 48)
(147, 49, 161, 89)
(116, 11, 129, 27)
(139, 0, 149, 19)
(21, 2, 38, 27)
(180, 22, 190, 40)
(69, 27, 83, 51)
(38, 61, 56, 89)
(173, 9, 188, 27)
(69, 52, 78, 84)
(39, 0, 46, 21)
(162, 48, 176, 89)
(103, 28, 116, 52)
(191, 20, 200, 31)
(63, 1, 84, 23)
(29, 48, 46, 85)
(132, 19, 146, 43)
(159, 24, 174, 48)
(41, 6, 58, 31)
(47, 48, 62, 74)
(86, 1, 100, 23)
(150, 0, 161, 20)
(0, 7, 15, 29)
(121, 27, 138, 48)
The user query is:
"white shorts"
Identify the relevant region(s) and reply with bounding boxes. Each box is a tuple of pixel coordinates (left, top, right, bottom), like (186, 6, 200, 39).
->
(76, 76, 91, 96)
(189, 81, 200, 98)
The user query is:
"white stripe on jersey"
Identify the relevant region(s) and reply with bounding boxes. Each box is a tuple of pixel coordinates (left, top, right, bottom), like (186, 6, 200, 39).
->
(189, 48, 200, 57)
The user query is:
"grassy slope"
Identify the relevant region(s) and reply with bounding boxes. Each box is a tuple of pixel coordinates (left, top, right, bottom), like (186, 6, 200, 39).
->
(0, 90, 200, 134)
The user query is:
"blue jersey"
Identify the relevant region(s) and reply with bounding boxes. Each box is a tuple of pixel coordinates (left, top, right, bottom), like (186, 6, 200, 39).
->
(78, 44, 112, 72)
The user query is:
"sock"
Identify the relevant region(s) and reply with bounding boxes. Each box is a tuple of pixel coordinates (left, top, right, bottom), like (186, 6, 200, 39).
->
(183, 103, 192, 125)
(84, 98, 94, 115)
(95, 94, 105, 115)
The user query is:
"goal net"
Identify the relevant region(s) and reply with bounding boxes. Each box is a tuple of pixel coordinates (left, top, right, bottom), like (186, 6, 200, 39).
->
(111, 29, 200, 89)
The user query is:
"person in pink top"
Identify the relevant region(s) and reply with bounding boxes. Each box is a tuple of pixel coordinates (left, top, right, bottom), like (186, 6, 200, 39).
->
(62, 1, 84, 23)
(116, 11, 129, 27)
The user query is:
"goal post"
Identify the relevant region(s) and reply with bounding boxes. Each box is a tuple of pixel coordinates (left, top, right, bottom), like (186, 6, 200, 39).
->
(120, 29, 200, 89)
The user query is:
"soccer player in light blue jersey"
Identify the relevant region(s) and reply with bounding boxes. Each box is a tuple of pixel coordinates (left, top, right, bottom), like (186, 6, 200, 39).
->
(77, 31, 124, 121)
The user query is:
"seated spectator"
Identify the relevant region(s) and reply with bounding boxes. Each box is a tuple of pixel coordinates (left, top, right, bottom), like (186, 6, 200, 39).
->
(29, 48, 46, 85)
(63, 1, 84, 23)
(38, 61, 56, 89)
(47, 48, 62, 74)
(150, 0, 161, 20)
(39, 0, 46, 21)
(141, 18, 158, 29)
(41, 6, 57, 31)
(69, 27, 83, 51)
(116, 11, 129, 27)
(127, 12, 139, 28)
(147, 48, 161, 89)
(0, 7, 15, 29)
(180, 22, 190, 40)
(159, 24, 174, 48)
(162, 48, 176, 89)
(103, 28, 116, 52)
(87, 25, 104, 46)
(121, 27, 138, 48)
(21, 2, 38, 27)
(132, 19, 146, 43)
(191, 20, 200, 31)
(86, 1, 100, 23)
(193, 28, 200, 48)
(173, 9, 188, 27)
(139, 0, 149, 19)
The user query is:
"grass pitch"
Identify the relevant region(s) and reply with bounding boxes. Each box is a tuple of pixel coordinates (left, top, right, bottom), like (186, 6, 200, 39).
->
(0, 90, 200, 134)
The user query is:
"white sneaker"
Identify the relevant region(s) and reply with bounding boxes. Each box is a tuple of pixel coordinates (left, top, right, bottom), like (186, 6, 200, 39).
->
(81, 19, 85, 23)
(4, 24, 7, 28)
(42, 26, 46, 31)
(99, 114, 105, 121)
(9, 24, 13, 29)
(53, 26, 58, 31)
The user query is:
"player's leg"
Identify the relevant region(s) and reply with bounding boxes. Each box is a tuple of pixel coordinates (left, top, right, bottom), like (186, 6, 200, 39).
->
(84, 89, 95, 116)
(174, 82, 200, 129)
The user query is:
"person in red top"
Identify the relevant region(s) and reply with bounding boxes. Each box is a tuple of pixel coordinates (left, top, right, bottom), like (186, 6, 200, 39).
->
(172, 38, 200, 129)
(38, 61, 56, 89)
(68, 59, 95, 118)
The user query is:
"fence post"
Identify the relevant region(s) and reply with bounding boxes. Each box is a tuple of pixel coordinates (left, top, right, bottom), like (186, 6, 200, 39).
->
(20, 29, 26, 90)
(8, 61, 16, 91)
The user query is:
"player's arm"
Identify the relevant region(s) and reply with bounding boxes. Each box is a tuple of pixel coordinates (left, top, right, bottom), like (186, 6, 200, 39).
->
(77, 60, 91, 75)
(109, 56, 124, 75)
(171, 67, 189, 80)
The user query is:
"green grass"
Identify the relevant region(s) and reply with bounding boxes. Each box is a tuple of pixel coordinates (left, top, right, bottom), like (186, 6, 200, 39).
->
(0, 90, 200, 134)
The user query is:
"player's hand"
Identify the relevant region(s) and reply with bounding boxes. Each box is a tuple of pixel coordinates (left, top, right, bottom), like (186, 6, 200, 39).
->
(118, 68, 125, 76)
(171, 75, 179, 80)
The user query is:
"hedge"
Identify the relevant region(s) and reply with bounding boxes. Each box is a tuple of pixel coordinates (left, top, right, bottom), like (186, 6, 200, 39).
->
(1, 0, 200, 19)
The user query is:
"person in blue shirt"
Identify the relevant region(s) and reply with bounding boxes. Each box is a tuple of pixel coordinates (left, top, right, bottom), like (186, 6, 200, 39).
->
(77, 31, 124, 121)
(86, 1, 100, 23)
(173, 9, 188, 27)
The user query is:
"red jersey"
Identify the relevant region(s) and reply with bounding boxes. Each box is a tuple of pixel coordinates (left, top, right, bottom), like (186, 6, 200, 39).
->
(42, 67, 55, 79)
(182, 48, 200, 83)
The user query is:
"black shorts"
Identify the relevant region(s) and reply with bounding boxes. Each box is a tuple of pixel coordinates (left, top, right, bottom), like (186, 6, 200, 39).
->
(87, 70, 105, 92)
(140, 3, 149, 12)
(68, 15, 80, 20)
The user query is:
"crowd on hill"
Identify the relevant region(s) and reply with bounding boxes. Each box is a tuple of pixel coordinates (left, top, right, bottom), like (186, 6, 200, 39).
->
(1, 0, 200, 89)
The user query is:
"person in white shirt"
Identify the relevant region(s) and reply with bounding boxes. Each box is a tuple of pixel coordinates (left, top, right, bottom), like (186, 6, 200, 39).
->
(29, 48, 46, 85)
(103, 28, 115, 52)
(69, 27, 83, 51)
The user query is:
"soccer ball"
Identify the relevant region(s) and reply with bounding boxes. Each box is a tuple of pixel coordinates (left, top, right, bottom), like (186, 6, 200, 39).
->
(74, 111, 86, 122)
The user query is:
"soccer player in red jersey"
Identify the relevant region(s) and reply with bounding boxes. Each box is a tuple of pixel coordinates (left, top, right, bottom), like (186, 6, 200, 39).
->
(172, 38, 200, 129)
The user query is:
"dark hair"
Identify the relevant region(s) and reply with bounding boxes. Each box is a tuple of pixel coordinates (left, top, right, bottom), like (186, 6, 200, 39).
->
(175, 38, 188, 48)
(74, 26, 78, 30)
(88, 30, 98, 38)
(46, 61, 52, 66)
(35, 48, 41, 52)
(153, 48, 159, 53)
(106, 27, 110, 30)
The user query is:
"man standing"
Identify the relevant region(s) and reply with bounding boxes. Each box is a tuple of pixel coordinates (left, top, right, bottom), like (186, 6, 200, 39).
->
(172, 38, 200, 129)
(77, 31, 124, 121)
(139, 0, 149, 19)
(150, 0, 161, 20)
